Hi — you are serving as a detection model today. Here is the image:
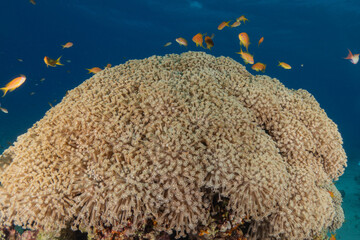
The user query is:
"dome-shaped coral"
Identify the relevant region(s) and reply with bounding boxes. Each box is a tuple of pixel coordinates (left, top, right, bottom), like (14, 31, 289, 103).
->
(0, 52, 346, 239)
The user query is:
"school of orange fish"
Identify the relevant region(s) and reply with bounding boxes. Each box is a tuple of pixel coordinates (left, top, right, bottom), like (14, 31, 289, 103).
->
(170, 15, 359, 74)
(0, 9, 359, 116)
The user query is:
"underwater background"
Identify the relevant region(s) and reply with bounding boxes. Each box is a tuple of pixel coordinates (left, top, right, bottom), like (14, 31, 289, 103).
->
(0, 0, 359, 239)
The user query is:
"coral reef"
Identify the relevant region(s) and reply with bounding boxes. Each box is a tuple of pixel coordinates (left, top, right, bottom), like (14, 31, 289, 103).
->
(0, 52, 347, 239)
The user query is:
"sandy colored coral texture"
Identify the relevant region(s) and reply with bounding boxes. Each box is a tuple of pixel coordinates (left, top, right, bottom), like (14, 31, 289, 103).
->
(0, 51, 347, 239)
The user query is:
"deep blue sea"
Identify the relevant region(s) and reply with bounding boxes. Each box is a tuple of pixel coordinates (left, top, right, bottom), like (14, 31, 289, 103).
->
(1, 0, 360, 239)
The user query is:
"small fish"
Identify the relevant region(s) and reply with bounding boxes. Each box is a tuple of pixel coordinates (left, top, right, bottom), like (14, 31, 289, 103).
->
(163, 42, 172, 47)
(204, 35, 214, 50)
(238, 32, 250, 51)
(198, 229, 209, 236)
(44, 56, 63, 67)
(258, 37, 264, 46)
(86, 67, 102, 74)
(301, 64, 304, 67)
(329, 233, 336, 240)
(66, 60, 71, 63)
(48, 102, 53, 108)
(0, 104, 8, 114)
(30, 92, 35, 96)
(40, 78, 45, 82)
(251, 62, 266, 72)
(175, 37, 188, 47)
(236, 48, 254, 64)
(328, 191, 334, 198)
(0, 75, 26, 97)
(30, 0, 36, 5)
(61, 42, 73, 49)
(17, 59, 23, 62)
(218, 21, 231, 30)
(344, 49, 359, 64)
(278, 61, 291, 69)
(237, 15, 248, 23)
(230, 21, 241, 28)
(192, 33, 204, 48)
(105, 63, 112, 68)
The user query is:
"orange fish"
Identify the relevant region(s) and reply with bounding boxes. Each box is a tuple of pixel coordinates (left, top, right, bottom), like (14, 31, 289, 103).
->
(278, 61, 291, 69)
(237, 15, 248, 23)
(258, 37, 264, 46)
(192, 33, 204, 48)
(176, 37, 188, 47)
(30, 0, 36, 5)
(87, 67, 102, 74)
(329, 233, 336, 240)
(344, 49, 359, 64)
(218, 21, 231, 30)
(0, 75, 26, 97)
(44, 56, 63, 67)
(198, 229, 209, 236)
(231, 21, 241, 28)
(236, 49, 254, 64)
(0, 103, 8, 114)
(163, 42, 172, 47)
(105, 63, 112, 68)
(238, 32, 250, 51)
(204, 35, 214, 50)
(328, 191, 334, 198)
(61, 42, 73, 49)
(251, 62, 266, 72)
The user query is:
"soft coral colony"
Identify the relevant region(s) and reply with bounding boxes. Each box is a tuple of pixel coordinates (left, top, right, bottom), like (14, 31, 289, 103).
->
(0, 52, 346, 239)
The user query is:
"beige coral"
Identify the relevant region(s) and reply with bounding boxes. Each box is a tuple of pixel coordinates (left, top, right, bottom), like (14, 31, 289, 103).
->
(0, 52, 346, 239)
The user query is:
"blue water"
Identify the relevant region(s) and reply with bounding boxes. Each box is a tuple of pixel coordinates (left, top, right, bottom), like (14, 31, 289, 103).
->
(1, 0, 360, 239)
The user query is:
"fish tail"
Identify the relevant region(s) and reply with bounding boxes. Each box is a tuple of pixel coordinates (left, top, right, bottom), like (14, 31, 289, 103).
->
(61, 44, 65, 49)
(344, 49, 353, 59)
(56, 56, 64, 65)
(0, 88, 8, 97)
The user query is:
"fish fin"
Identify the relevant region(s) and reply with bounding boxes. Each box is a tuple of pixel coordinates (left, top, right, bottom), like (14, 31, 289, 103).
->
(56, 56, 63, 65)
(344, 49, 353, 59)
(9, 88, 16, 92)
(61, 44, 65, 49)
(0, 88, 8, 97)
